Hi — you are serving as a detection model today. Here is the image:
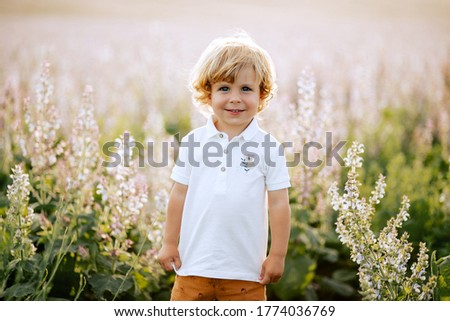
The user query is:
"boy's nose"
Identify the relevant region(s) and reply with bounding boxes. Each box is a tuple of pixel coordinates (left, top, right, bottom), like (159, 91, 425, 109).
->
(229, 93, 241, 103)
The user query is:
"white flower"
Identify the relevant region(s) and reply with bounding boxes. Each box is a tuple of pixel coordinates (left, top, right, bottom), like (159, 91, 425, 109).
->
(329, 142, 436, 300)
(5, 164, 36, 260)
(24, 62, 64, 173)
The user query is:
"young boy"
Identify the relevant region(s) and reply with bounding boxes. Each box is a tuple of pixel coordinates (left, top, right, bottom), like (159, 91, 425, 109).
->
(158, 33, 291, 301)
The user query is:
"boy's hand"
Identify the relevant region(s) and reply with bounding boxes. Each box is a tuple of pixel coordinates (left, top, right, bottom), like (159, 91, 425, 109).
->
(158, 244, 182, 272)
(259, 254, 285, 285)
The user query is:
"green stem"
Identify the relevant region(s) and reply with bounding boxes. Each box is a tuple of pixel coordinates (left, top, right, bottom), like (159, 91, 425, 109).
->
(74, 274, 86, 301)
(33, 204, 73, 300)
(111, 238, 118, 275)
(18, 206, 24, 262)
(111, 238, 146, 301)
(46, 227, 74, 292)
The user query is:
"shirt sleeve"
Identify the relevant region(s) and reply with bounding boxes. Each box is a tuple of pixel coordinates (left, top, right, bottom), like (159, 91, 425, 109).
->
(170, 134, 192, 186)
(264, 137, 291, 191)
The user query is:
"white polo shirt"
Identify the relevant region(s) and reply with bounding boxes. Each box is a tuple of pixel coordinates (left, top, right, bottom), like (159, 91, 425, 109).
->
(171, 116, 290, 282)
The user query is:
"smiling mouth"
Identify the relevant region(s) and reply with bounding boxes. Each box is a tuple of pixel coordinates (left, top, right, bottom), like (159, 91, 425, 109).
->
(225, 109, 245, 113)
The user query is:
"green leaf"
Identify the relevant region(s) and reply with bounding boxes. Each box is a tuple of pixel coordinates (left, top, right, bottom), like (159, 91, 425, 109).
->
(6, 258, 21, 271)
(332, 269, 357, 282)
(431, 251, 438, 277)
(318, 247, 339, 263)
(321, 277, 355, 297)
(88, 274, 132, 299)
(133, 271, 149, 290)
(95, 253, 113, 270)
(436, 255, 450, 301)
(23, 259, 37, 273)
(3, 283, 35, 299)
(435, 254, 450, 265)
(269, 254, 316, 300)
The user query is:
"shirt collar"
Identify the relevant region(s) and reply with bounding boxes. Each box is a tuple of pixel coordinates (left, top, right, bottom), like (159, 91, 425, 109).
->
(205, 115, 260, 141)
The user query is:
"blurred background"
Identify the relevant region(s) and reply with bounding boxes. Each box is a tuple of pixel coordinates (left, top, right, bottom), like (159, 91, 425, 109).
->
(1, 0, 449, 136)
(0, 0, 449, 300)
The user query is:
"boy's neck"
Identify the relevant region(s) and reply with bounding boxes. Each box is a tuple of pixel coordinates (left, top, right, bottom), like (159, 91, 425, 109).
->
(212, 116, 254, 140)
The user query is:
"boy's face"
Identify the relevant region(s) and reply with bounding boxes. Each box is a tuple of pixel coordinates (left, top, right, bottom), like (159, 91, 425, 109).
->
(208, 66, 261, 137)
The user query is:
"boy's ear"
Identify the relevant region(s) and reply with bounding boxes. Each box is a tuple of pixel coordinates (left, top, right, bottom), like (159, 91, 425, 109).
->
(258, 94, 264, 112)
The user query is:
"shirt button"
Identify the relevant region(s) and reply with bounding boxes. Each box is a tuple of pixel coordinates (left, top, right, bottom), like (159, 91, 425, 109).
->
(224, 149, 228, 154)
(221, 167, 226, 172)
(219, 133, 224, 138)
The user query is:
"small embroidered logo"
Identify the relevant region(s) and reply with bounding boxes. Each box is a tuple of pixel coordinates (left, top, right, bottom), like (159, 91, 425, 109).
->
(240, 155, 255, 172)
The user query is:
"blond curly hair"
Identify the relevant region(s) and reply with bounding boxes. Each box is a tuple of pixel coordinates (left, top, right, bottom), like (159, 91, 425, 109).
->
(190, 33, 277, 112)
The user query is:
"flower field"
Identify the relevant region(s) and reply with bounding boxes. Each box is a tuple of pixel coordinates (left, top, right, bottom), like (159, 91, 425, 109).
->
(0, 0, 449, 300)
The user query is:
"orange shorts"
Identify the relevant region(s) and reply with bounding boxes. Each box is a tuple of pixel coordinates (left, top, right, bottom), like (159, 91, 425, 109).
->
(170, 275, 266, 301)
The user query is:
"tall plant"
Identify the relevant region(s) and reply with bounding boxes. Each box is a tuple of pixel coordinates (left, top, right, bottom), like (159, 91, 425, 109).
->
(328, 142, 437, 300)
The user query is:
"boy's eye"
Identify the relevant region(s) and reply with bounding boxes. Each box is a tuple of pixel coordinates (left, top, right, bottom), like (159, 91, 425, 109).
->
(218, 86, 229, 92)
(242, 86, 252, 92)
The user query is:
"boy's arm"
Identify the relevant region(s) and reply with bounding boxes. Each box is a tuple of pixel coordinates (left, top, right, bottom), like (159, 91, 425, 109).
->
(259, 188, 291, 285)
(158, 182, 188, 271)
